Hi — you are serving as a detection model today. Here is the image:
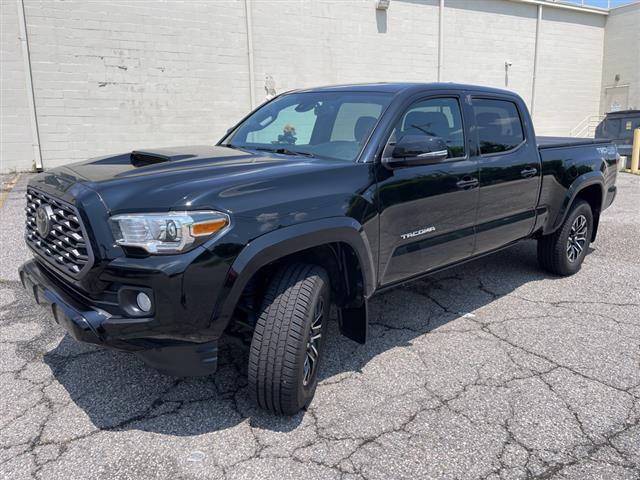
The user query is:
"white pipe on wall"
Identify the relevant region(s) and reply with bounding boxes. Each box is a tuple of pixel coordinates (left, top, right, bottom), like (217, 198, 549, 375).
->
(16, 0, 42, 171)
(438, 0, 444, 82)
(530, 4, 542, 119)
(244, 0, 256, 110)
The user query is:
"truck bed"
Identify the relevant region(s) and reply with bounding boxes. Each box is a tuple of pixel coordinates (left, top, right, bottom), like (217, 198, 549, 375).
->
(536, 136, 610, 149)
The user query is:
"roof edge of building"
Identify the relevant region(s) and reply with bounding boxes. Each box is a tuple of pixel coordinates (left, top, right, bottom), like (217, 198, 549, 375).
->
(505, 0, 609, 15)
(608, 0, 640, 11)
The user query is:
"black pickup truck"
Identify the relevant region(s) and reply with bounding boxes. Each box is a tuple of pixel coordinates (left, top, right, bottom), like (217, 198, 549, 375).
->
(19, 83, 618, 414)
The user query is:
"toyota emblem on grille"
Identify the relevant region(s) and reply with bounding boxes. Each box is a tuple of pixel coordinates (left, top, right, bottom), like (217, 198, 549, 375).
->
(35, 204, 53, 238)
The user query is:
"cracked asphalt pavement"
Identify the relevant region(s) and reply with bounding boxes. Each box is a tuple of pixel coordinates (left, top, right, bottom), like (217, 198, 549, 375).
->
(1, 173, 639, 480)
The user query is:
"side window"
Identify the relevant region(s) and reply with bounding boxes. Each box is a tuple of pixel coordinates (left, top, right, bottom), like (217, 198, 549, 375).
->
(330, 102, 383, 142)
(394, 97, 465, 159)
(472, 99, 525, 155)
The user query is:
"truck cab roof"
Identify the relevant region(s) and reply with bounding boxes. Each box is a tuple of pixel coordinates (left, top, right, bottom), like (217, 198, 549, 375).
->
(292, 82, 516, 97)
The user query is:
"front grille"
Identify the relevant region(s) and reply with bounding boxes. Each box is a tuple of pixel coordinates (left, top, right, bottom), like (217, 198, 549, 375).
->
(25, 188, 92, 278)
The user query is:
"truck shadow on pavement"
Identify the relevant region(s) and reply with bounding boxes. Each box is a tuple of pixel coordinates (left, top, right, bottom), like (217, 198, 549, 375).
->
(43, 239, 571, 435)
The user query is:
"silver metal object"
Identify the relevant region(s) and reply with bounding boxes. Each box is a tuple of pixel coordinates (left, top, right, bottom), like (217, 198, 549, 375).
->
(35, 204, 53, 238)
(567, 214, 588, 262)
(303, 297, 324, 386)
(417, 149, 448, 159)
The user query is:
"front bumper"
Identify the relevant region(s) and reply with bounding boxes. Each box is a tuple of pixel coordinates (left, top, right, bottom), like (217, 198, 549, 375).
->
(19, 259, 219, 376)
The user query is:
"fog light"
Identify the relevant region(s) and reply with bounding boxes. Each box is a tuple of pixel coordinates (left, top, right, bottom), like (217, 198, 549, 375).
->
(136, 292, 152, 312)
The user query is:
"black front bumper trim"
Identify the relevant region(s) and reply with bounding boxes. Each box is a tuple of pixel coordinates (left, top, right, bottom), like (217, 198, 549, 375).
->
(18, 259, 219, 376)
(20, 259, 106, 346)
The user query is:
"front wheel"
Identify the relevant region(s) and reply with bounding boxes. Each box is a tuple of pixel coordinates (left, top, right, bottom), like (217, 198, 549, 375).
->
(248, 263, 330, 415)
(537, 199, 593, 276)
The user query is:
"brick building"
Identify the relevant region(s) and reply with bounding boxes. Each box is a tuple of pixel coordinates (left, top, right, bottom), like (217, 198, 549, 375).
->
(1, 0, 638, 172)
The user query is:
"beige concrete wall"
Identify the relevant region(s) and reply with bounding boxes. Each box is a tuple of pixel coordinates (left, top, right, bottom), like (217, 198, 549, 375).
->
(601, 2, 640, 113)
(0, 0, 36, 172)
(21, 0, 251, 168)
(534, 6, 606, 135)
(249, 0, 607, 138)
(0, 0, 618, 172)
(249, 0, 440, 95)
(442, 0, 537, 108)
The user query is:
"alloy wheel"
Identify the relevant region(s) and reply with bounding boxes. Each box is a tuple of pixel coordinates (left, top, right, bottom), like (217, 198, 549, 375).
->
(303, 297, 324, 386)
(566, 214, 588, 263)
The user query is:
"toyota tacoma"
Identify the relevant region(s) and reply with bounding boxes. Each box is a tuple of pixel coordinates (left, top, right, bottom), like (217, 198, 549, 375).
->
(19, 83, 618, 414)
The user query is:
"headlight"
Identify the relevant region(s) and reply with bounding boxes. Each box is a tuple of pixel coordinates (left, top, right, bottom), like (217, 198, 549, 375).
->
(109, 211, 230, 254)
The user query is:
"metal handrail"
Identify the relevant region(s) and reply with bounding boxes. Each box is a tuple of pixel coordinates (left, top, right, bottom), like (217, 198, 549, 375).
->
(570, 114, 605, 137)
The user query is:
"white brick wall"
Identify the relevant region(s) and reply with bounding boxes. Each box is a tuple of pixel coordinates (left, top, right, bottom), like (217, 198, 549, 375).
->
(1, 0, 36, 172)
(534, 7, 605, 136)
(249, 0, 439, 95)
(23, 0, 251, 167)
(601, 2, 640, 113)
(442, 0, 537, 106)
(0, 0, 626, 172)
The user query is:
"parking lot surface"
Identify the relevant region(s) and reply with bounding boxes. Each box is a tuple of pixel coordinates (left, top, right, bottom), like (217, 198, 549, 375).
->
(1, 173, 639, 480)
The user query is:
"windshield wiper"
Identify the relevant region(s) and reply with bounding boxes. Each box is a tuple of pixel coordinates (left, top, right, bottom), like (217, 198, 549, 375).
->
(255, 147, 315, 158)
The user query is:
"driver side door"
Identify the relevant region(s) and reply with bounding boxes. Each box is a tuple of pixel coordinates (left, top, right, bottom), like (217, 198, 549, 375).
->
(375, 94, 480, 286)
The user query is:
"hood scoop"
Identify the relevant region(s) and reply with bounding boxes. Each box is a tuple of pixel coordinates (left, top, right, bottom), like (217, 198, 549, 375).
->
(130, 150, 196, 167)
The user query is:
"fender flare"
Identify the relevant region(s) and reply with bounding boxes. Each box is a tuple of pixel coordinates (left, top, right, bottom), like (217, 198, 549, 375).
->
(212, 217, 376, 334)
(549, 171, 605, 233)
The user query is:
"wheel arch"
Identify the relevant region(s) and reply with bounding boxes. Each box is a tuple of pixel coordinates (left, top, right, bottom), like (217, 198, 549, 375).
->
(213, 217, 376, 344)
(549, 172, 604, 241)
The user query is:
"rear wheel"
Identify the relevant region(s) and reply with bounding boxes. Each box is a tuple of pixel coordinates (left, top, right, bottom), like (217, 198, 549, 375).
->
(248, 263, 329, 415)
(537, 199, 593, 276)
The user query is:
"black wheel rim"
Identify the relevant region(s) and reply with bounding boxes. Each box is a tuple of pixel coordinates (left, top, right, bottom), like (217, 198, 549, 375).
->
(303, 297, 324, 387)
(567, 214, 588, 263)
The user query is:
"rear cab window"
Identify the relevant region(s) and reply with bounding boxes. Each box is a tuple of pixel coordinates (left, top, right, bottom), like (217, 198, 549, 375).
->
(472, 98, 525, 155)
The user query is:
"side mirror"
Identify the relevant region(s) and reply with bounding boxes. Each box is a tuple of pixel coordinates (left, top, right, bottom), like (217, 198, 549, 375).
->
(383, 134, 449, 169)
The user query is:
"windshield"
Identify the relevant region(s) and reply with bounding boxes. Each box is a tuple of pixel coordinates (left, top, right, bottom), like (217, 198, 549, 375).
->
(223, 91, 393, 161)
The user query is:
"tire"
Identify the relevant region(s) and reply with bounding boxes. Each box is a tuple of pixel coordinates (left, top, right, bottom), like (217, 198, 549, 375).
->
(248, 263, 330, 415)
(537, 199, 593, 276)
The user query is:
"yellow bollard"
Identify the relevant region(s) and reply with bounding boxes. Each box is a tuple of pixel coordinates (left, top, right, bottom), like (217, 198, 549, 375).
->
(631, 128, 640, 175)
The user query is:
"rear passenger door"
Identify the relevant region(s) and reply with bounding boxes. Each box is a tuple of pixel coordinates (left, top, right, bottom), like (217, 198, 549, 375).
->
(471, 96, 541, 254)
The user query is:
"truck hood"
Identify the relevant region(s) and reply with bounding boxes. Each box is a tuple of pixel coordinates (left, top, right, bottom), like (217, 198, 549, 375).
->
(36, 145, 368, 218)
(61, 145, 299, 183)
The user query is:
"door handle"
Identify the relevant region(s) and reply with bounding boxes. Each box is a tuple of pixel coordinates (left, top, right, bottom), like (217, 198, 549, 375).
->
(456, 177, 479, 189)
(521, 167, 538, 178)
